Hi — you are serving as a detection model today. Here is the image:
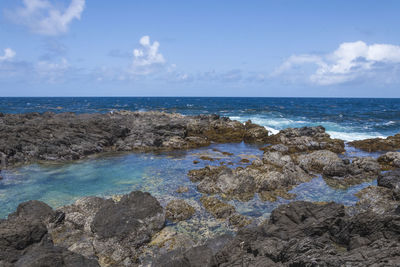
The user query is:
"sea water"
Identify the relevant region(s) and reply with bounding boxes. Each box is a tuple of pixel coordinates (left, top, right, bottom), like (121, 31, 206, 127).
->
(0, 97, 394, 237)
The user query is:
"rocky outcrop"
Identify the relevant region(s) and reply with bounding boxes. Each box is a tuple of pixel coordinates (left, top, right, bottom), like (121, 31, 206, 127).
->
(378, 169, 400, 199)
(378, 151, 400, 170)
(263, 126, 345, 154)
(165, 199, 195, 222)
(49, 191, 165, 266)
(322, 157, 381, 188)
(0, 201, 99, 267)
(0, 111, 269, 167)
(349, 133, 400, 152)
(211, 201, 400, 266)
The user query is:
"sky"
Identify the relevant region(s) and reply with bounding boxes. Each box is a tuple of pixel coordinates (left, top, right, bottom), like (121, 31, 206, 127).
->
(0, 0, 400, 97)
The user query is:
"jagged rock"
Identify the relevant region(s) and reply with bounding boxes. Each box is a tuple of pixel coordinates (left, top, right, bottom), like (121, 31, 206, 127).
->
(378, 169, 400, 199)
(378, 151, 400, 170)
(349, 133, 400, 152)
(91, 191, 164, 245)
(165, 199, 195, 222)
(264, 126, 345, 153)
(348, 186, 398, 215)
(0, 111, 270, 167)
(323, 157, 381, 188)
(0, 201, 99, 267)
(243, 120, 269, 143)
(213, 201, 400, 266)
(297, 150, 342, 173)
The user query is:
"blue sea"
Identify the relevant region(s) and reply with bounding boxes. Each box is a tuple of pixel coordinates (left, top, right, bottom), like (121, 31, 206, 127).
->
(1, 97, 399, 141)
(0, 97, 396, 237)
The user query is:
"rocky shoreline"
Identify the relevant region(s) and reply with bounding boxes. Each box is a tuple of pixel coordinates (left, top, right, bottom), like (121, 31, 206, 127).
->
(1, 111, 400, 266)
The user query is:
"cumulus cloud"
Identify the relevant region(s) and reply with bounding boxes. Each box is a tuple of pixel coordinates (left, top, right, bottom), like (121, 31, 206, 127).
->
(274, 41, 400, 85)
(0, 48, 16, 61)
(7, 0, 85, 35)
(130, 36, 166, 75)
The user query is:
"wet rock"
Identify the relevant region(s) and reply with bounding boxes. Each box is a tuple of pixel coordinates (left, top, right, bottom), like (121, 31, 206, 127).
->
(8, 200, 55, 223)
(200, 196, 251, 229)
(349, 133, 400, 152)
(0, 111, 269, 167)
(200, 196, 235, 219)
(165, 199, 195, 222)
(176, 186, 189, 193)
(264, 126, 345, 153)
(378, 151, 400, 170)
(243, 120, 269, 143)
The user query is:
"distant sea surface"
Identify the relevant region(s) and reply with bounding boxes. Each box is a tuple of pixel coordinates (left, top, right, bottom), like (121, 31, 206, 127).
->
(1, 97, 400, 141)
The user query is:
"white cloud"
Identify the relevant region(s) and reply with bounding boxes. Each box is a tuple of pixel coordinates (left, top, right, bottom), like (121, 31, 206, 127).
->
(130, 36, 166, 75)
(274, 41, 400, 85)
(0, 48, 16, 61)
(8, 0, 85, 35)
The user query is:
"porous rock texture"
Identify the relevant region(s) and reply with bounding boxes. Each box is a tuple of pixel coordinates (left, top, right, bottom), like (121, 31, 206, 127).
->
(155, 201, 400, 266)
(349, 133, 400, 152)
(0, 111, 269, 167)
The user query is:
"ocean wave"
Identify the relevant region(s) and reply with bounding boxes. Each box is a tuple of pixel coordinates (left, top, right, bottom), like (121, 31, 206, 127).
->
(229, 115, 389, 142)
(326, 131, 385, 141)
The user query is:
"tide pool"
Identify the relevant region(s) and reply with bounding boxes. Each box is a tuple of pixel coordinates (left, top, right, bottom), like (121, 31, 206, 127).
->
(0, 143, 378, 222)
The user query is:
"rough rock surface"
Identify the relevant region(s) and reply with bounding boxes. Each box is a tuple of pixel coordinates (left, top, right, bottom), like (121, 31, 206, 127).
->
(263, 126, 345, 153)
(49, 191, 165, 266)
(349, 133, 400, 152)
(165, 199, 195, 222)
(202, 201, 400, 266)
(0, 201, 99, 267)
(322, 157, 381, 188)
(378, 151, 400, 170)
(200, 196, 251, 228)
(378, 169, 400, 199)
(0, 111, 269, 167)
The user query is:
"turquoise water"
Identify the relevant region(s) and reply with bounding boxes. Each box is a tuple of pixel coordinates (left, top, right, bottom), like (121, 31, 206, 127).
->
(0, 143, 378, 219)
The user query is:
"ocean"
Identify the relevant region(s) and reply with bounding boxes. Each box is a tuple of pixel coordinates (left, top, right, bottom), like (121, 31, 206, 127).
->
(1, 97, 399, 141)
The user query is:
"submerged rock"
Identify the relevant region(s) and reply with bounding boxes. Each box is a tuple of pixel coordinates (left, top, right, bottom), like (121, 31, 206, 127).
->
(165, 199, 195, 222)
(200, 196, 251, 228)
(349, 133, 400, 152)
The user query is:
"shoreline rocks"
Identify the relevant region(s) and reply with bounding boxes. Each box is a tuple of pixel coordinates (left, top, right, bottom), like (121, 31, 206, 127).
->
(0, 111, 269, 168)
(349, 133, 400, 152)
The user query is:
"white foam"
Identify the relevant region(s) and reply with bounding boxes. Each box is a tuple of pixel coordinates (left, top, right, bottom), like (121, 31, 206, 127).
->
(326, 131, 385, 141)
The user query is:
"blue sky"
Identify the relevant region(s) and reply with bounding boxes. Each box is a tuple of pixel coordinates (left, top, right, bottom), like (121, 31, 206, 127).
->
(1, 0, 400, 97)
